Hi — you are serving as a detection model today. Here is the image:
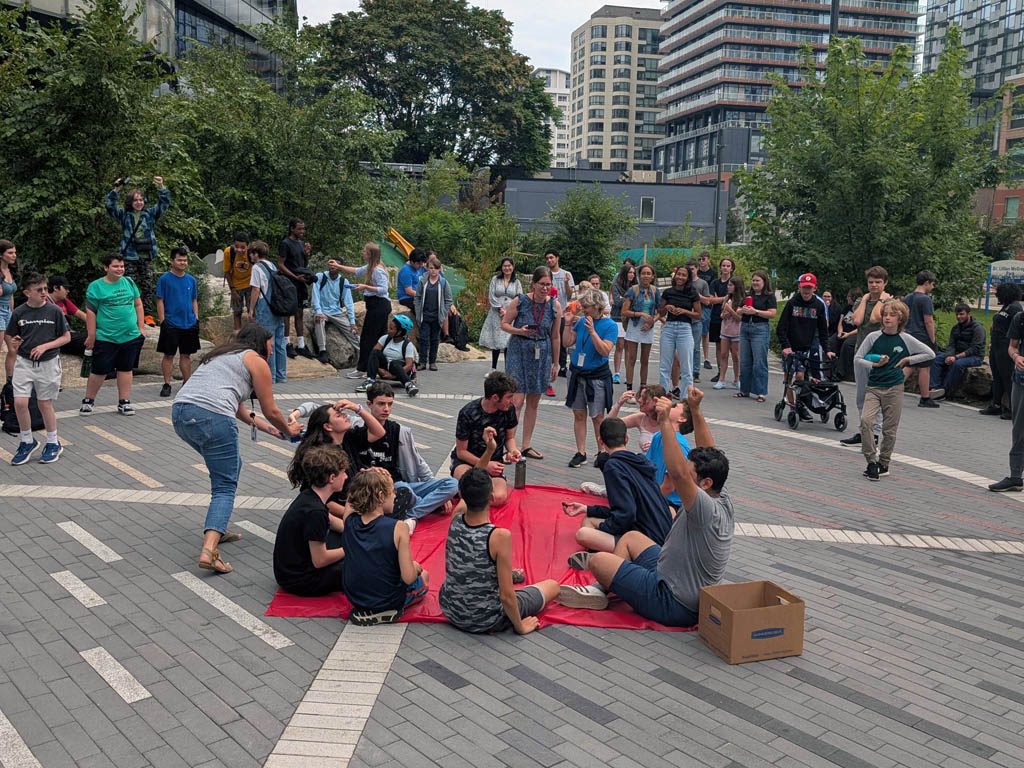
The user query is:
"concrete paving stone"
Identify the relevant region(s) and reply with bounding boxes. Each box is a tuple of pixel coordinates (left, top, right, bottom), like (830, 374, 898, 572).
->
(175, 703, 232, 745)
(361, 717, 402, 749)
(9, 663, 50, 700)
(457, 684, 515, 718)
(223, 717, 276, 760)
(207, 736, 262, 768)
(50, 719, 102, 762)
(114, 712, 170, 754)
(440, 733, 510, 767)
(381, 735, 452, 767)
(159, 724, 218, 765)
(0, 680, 30, 714)
(412, 658, 471, 690)
(506, 664, 616, 725)
(25, 692, 75, 729)
(442, 715, 516, 755)
(84, 682, 138, 722)
(394, 698, 458, 741)
(96, 729, 148, 768)
(28, 738, 78, 768)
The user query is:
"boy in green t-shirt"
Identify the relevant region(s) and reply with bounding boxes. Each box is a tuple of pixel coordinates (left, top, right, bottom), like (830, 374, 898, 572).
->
(854, 300, 934, 481)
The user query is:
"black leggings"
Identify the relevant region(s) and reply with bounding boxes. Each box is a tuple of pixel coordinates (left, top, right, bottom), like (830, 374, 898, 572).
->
(368, 350, 412, 385)
(991, 341, 1012, 410)
(358, 296, 390, 372)
(491, 348, 506, 369)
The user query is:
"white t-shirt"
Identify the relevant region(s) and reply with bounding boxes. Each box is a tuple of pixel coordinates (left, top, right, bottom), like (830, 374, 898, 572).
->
(250, 260, 276, 293)
(551, 268, 574, 309)
(378, 334, 417, 364)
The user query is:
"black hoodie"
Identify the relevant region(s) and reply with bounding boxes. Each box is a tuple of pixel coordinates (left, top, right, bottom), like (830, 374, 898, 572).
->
(587, 450, 673, 544)
(776, 292, 829, 352)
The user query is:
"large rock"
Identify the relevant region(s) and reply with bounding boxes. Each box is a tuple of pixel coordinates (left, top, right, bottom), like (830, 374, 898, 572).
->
(134, 327, 214, 377)
(353, 300, 417, 344)
(302, 309, 358, 370)
(200, 314, 238, 347)
(904, 361, 992, 400)
(436, 342, 488, 363)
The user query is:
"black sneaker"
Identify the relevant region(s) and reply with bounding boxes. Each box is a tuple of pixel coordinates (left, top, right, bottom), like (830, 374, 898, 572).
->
(671, 387, 681, 399)
(840, 433, 862, 445)
(703, 360, 713, 370)
(864, 462, 879, 481)
(979, 404, 1002, 416)
(693, 374, 701, 383)
(286, 343, 297, 359)
(594, 451, 609, 470)
(710, 372, 720, 383)
(558, 367, 567, 378)
(298, 345, 314, 359)
(989, 477, 1024, 492)
(918, 398, 939, 408)
(1002, 411, 1012, 420)
(317, 350, 329, 364)
(799, 407, 813, 422)
(877, 464, 889, 477)
(568, 452, 588, 468)
(160, 383, 172, 398)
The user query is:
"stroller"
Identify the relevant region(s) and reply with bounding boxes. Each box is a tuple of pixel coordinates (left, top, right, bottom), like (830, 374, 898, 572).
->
(774, 351, 847, 431)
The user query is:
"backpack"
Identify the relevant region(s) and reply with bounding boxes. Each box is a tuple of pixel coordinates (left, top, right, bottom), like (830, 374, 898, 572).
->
(1, 381, 44, 435)
(447, 313, 470, 351)
(257, 262, 298, 317)
(318, 272, 350, 293)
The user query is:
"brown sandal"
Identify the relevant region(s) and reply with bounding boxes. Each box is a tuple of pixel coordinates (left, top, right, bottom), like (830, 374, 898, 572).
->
(522, 447, 544, 460)
(198, 547, 232, 574)
(219, 531, 242, 544)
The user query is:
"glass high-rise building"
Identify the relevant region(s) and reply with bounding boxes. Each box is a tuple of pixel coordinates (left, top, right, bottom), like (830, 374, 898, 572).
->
(654, 0, 921, 187)
(568, 5, 665, 172)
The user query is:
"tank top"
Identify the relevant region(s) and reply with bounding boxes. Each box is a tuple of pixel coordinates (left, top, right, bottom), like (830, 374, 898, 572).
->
(341, 515, 405, 611)
(438, 515, 503, 633)
(174, 351, 254, 418)
(0, 276, 15, 321)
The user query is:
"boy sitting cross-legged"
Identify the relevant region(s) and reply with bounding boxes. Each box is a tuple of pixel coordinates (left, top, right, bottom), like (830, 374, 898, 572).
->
(440, 456, 560, 635)
(273, 445, 349, 597)
(341, 468, 428, 625)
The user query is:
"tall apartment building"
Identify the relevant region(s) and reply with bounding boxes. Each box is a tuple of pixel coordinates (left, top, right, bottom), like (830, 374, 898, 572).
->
(923, 0, 1021, 96)
(534, 68, 572, 168)
(568, 6, 665, 172)
(654, 0, 921, 186)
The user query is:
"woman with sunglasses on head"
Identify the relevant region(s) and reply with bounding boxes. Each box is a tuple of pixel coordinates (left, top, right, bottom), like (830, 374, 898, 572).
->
(502, 266, 561, 460)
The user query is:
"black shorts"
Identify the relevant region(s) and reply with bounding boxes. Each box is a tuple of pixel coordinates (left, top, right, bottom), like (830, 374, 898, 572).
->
(92, 336, 144, 376)
(288, 276, 308, 305)
(709, 321, 722, 343)
(157, 323, 201, 355)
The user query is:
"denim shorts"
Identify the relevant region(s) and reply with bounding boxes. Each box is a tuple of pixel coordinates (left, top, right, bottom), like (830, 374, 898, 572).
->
(610, 545, 698, 627)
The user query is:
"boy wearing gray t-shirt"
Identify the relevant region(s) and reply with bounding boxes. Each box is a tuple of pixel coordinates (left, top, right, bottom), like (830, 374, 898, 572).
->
(557, 387, 733, 627)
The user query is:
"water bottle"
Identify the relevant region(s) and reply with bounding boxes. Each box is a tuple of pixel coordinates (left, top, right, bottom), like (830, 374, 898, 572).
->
(514, 460, 527, 490)
(79, 349, 93, 378)
(864, 354, 882, 363)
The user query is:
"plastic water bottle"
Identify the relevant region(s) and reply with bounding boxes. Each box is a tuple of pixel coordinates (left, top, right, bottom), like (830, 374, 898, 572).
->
(514, 460, 527, 490)
(864, 354, 882, 363)
(79, 349, 93, 378)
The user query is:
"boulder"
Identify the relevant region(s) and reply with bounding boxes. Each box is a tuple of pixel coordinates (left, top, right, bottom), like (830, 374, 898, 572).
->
(134, 326, 214, 377)
(302, 309, 358, 370)
(353, 300, 417, 343)
(200, 314, 239, 347)
(904, 361, 992, 400)
(436, 342, 488, 363)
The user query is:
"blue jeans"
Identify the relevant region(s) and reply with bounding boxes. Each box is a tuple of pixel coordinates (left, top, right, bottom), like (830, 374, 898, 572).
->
(253, 298, 287, 383)
(691, 318, 703, 373)
(402, 478, 460, 520)
(659, 322, 693, 393)
(930, 355, 982, 395)
(172, 403, 241, 534)
(740, 322, 770, 396)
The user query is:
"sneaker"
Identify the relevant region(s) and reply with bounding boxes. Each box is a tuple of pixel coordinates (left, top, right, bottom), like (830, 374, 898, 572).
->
(404, 519, 417, 536)
(160, 383, 172, 398)
(579, 481, 607, 497)
(671, 387, 681, 399)
(840, 433, 862, 445)
(429, 364, 438, 371)
(930, 387, 945, 401)
(79, 399, 94, 416)
(567, 551, 592, 571)
(117, 401, 135, 416)
(557, 583, 608, 610)
(613, 373, 621, 384)
(39, 442, 63, 464)
(545, 386, 556, 397)
(355, 379, 374, 393)
(979, 404, 1002, 416)
(317, 350, 329, 364)
(918, 398, 940, 408)
(989, 477, 1024, 492)
(350, 608, 401, 626)
(10, 439, 39, 466)
(710, 372, 720, 383)
(732, 381, 741, 390)
(1002, 411, 1012, 420)
(297, 345, 314, 359)
(405, 381, 419, 397)
(864, 462, 880, 481)
(286, 343, 298, 359)
(798, 406, 813, 422)
(144, 315, 156, 327)
(345, 370, 365, 379)
(594, 451, 609, 470)
(703, 360, 713, 370)
(568, 452, 588, 468)
(558, 367, 567, 378)
(693, 375, 701, 383)
(877, 464, 889, 477)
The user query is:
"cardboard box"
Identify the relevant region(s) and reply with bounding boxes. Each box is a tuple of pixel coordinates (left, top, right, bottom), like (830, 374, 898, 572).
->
(698, 581, 805, 664)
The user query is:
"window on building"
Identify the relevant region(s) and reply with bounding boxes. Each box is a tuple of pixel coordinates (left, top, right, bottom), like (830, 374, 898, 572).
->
(637, 71, 659, 81)
(591, 55, 606, 65)
(610, 149, 628, 158)
(589, 109, 605, 118)
(591, 41, 607, 51)
(614, 54, 632, 65)
(635, 110, 657, 123)
(589, 95, 605, 105)
(615, 24, 632, 37)
(612, 95, 631, 105)
(612, 108, 630, 118)
(639, 196, 655, 221)
(589, 82, 605, 92)
(611, 122, 629, 132)
(592, 68, 606, 79)
(611, 135, 629, 145)
(613, 68, 631, 79)
(614, 41, 632, 51)
(634, 149, 652, 161)
(557, 94, 568, 102)
(592, 24, 607, 38)
(588, 148, 604, 158)
(588, 122, 605, 132)
(1007, 197, 1020, 223)
(613, 81, 631, 92)
(610, 162, 628, 171)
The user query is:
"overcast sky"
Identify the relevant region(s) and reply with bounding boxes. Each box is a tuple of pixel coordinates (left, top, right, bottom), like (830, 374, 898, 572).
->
(297, 0, 665, 73)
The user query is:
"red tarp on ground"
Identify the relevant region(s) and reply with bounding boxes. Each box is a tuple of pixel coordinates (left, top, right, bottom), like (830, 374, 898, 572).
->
(266, 485, 695, 632)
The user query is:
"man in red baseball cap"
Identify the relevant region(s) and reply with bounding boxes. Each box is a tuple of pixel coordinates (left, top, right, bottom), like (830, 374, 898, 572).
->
(775, 272, 834, 418)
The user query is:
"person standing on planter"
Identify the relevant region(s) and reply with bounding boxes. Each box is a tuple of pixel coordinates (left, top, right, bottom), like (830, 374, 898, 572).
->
(105, 176, 169, 326)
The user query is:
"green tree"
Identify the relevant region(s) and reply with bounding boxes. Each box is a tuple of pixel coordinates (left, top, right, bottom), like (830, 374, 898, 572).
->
(736, 29, 1001, 306)
(316, 0, 557, 176)
(542, 185, 637, 280)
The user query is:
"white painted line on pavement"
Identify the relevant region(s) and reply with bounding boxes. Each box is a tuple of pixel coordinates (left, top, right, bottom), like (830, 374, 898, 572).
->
(171, 571, 292, 649)
(56, 521, 122, 563)
(236, 520, 276, 543)
(51, 570, 106, 608)
(252, 461, 288, 481)
(0, 707, 43, 768)
(390, 400, 453, 418)
(83, 425, 141, 452)
(266, 623, 406, 767)
(192, 463, 209, 474)
(735, 523, 1023, 554)
(79, 647, 151, 703)
(258, 440, 296, 458)
(384, 414, 443, 432)
(436, 445, 456, 479)
(96, 454, 163, 488)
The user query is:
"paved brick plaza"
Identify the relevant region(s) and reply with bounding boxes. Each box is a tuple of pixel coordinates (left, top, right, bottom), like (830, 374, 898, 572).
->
(1, 350, 1023, 768)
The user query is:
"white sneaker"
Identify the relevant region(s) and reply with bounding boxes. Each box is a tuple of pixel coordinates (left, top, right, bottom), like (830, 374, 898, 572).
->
(557, 583, 608, 610)
(404, 518, 417, 536)
(713, 381, 726, 390)
(579, 481, 607, 497)
(345, 370, 365, 379)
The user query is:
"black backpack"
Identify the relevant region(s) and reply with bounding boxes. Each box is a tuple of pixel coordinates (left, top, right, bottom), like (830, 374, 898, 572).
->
(1, 381, 44, 435)
(448, 313, 469, 351)
(257, 262, 299, 317)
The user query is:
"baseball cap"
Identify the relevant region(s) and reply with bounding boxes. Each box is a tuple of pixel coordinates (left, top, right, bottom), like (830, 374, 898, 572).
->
(797, 273, 817, 288)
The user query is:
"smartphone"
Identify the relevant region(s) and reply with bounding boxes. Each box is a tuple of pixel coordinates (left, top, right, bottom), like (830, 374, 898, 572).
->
(524, 324, 539, 331)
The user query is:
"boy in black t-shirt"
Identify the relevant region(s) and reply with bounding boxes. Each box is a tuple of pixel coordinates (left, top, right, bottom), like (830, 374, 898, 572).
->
(274, 445, 349, 596)
(450, 371, 520, 506)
